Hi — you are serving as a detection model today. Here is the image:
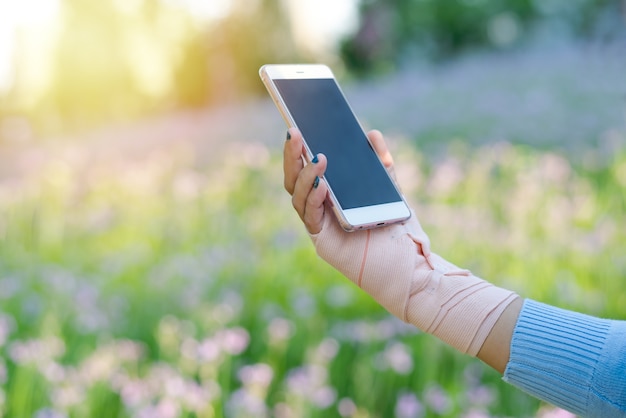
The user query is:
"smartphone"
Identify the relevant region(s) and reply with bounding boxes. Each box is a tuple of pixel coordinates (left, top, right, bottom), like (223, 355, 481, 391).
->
(259, 64, 411, 231)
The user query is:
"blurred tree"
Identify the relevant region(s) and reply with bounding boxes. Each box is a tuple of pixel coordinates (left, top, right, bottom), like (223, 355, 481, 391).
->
(173, 29, 211, 108)
(340, 0, 623, 75)
(2, 0, 300, 136)
(36, 0, 189, 132)
(44, 1, 137, 129)
(208, 0, 300, 102)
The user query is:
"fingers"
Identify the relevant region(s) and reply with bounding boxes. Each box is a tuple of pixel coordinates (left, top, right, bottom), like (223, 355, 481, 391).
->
(367, 129, 394, 169)
(283, 128, 328, 234)
(283, 128, 305, 195)
(292, 153, 328, 234)
(282, 128, 397, 234)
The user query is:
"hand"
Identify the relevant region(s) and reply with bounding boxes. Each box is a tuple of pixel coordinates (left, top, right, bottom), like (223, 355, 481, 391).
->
(282, 128, 517, 356)
(283, 127, 452, 315)
(283, 128, 395, 234)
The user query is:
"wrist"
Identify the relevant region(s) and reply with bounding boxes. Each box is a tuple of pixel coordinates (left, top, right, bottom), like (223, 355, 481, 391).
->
(405, 269, 518, 356)
(477, 296, 523, 373)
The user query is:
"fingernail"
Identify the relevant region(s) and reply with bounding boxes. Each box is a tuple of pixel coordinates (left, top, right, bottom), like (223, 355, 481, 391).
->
(286, 130, 291, 140)
(312, 155, 319, 164)
(313, 176, 320, 189)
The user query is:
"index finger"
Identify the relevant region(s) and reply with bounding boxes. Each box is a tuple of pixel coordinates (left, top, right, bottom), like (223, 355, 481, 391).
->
(283, 128, 305, 195)
(367, 129, 394, 169)
(367, 129, 397, 182)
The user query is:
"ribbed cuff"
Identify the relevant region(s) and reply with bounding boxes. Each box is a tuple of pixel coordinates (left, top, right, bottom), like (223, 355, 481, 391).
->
(503, 299, 611, 416)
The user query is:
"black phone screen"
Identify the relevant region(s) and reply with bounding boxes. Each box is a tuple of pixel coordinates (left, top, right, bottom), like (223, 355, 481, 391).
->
(274, 78, 402, 210)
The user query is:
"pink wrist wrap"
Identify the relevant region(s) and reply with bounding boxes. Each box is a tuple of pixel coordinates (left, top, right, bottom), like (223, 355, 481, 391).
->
(310, 209, 517, 356)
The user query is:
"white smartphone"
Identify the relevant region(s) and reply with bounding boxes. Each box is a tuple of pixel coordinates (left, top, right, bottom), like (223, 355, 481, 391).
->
(259, 64, 411, 231)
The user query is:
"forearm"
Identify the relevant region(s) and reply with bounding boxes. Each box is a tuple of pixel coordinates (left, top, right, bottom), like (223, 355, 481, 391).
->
(422, 281, 626, 417)
(311, 216, 519, 356)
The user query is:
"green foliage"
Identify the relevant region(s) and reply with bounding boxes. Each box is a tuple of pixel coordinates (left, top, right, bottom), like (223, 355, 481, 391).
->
(0, 126, 625, 416)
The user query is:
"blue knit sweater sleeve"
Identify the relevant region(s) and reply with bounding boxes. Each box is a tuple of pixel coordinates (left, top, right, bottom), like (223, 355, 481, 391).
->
(503, 299, 626, 418)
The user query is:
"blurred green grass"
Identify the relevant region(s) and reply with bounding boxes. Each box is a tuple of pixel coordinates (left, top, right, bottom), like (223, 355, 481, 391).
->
(1, 123, 625, 416)
(1, 0, 624, 414)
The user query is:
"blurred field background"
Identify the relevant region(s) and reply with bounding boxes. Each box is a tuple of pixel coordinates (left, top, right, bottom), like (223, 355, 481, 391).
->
(1, 1, 626, 417)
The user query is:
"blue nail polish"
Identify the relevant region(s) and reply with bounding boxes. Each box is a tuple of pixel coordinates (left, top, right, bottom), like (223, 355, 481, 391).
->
(286, 131, 291, 140)
(312, 155, 319, 164)
(313, 176, 320, 189)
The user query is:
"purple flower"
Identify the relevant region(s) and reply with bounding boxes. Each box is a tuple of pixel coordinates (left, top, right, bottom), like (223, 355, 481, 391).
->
(395, 392, 424, 418)
(238, 363, 274, 388)
(338, 398, 357, 417)
(375, 342, 414, 375)
(462, 410, 490, 418)
(136, 399, 180, 418)
(33, 408, 66, 418)
(217, 327, 249, 355)
(536, 406, 577, 418)
(312, 338, 339, 364)
(226, 388, 270, 418)
(310, 386, 337, 409)
(8, 337, 65, 366)
(466, 385, 495, 408)
(197, 337, 220, 363)
(267, 317, 295, 345)
(285, 365, 336, 409)
(424, 385, 452, 415)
